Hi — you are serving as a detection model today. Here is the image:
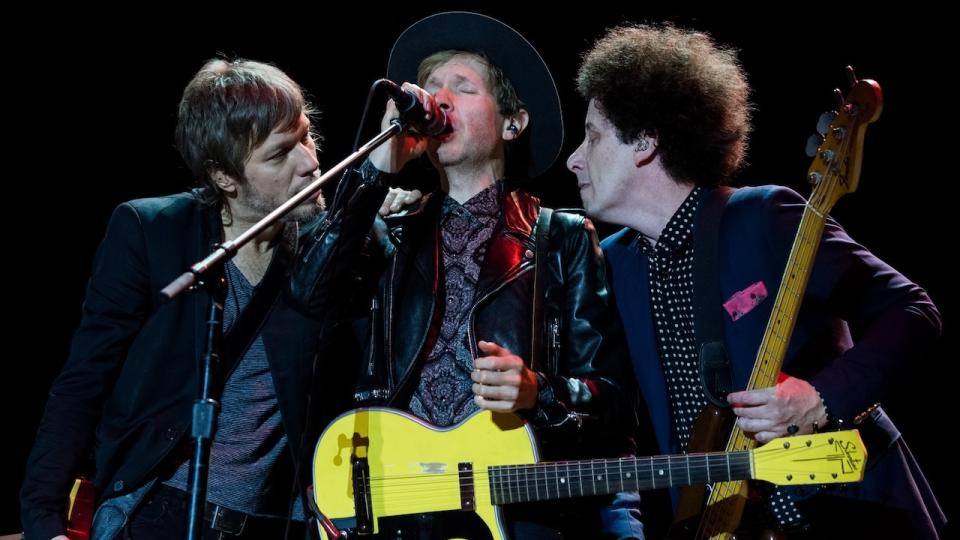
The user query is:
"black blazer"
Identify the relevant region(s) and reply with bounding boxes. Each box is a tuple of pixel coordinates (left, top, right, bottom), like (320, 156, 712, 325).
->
(21, 190, 331, 540)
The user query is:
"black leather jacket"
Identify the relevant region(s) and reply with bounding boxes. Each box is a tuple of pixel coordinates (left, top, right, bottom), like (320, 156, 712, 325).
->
(290, 165, 637, 459)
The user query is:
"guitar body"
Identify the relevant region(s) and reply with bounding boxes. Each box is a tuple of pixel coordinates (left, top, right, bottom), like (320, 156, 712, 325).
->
(312, 408, 538, 540)
(671, 406, 777, 540)
(670, 404, 741, 539)
(66, 477, 95, 540)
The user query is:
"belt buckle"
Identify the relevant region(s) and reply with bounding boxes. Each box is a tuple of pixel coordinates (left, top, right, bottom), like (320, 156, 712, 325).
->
(208, 503, 248, 536)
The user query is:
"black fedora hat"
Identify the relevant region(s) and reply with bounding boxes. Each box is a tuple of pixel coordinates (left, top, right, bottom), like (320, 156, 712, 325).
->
(386, 11, 563, 179)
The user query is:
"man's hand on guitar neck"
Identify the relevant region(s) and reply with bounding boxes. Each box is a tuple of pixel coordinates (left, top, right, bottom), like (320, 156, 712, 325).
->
(471, 340, 540, 413)
(728, 375, 829, 443)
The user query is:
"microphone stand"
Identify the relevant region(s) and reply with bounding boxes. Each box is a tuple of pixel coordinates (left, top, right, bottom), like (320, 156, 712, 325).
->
(161, 119, 407, 540)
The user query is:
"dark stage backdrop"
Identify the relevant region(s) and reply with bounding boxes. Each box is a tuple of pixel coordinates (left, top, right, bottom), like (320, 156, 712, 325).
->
(7, 3, 952, 535)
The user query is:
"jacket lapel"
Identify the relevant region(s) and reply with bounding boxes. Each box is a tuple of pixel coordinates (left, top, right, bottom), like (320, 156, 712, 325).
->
(475, 190, 537, 298)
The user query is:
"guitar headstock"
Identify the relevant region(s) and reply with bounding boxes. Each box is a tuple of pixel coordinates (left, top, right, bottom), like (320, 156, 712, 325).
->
(753, 429, 867, 486)
(805, 67, 883, 215)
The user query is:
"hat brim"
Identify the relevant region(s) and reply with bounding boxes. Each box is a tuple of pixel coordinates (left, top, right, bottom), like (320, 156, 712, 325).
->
(387, 11, 563, 179)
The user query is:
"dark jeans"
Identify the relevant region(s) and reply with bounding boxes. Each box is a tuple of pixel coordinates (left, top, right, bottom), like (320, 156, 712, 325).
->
(121, 484, 306, 540)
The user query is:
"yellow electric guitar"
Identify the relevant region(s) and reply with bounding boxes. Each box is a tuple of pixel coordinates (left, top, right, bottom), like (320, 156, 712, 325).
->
(311, 408, 866, 539)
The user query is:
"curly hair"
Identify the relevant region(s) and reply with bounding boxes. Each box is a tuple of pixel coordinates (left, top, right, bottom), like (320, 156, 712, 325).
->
(577, 24, 752, 186)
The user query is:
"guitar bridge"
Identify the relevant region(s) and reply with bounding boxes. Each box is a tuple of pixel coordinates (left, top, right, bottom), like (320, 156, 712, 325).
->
(352, 456, 373, 535)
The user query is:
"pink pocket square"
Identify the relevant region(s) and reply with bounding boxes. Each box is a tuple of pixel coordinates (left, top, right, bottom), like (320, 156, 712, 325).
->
(723, 281, 768, 321)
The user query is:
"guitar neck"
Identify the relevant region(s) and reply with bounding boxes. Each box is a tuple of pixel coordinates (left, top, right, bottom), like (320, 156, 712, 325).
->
(725, 205, 829, 456)
(747, 204, 829, 391)
(489, 451, 752, 504)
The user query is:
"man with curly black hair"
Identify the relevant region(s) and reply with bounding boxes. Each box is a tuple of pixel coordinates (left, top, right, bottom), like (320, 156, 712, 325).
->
(567, 23, 945, 539)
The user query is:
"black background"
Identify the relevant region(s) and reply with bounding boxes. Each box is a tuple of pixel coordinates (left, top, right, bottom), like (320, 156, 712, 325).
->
(6, 3, 953, 535)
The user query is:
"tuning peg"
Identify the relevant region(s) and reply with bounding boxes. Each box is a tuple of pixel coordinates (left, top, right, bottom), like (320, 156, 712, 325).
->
(816, 111, 837, 136)
(846, 66, 858, 86)
(806, 133, 823, 157)
(834, 89, 845, 110)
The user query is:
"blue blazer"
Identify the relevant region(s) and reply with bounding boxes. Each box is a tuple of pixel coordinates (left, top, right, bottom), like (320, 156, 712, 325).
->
(603, 186, 945, 537)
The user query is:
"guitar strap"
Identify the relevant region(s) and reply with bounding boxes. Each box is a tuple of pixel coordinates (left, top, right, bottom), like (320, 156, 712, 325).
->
(692, 187, 735, 407)
(531, 206, 553, 373)
(215, 250, 286, 397)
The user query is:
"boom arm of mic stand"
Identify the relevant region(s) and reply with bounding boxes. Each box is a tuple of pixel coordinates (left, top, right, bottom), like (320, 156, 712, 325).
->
(159, 121, 406, 300)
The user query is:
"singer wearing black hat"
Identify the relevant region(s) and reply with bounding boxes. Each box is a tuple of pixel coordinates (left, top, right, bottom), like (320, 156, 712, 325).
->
(290, 11, 644, 539)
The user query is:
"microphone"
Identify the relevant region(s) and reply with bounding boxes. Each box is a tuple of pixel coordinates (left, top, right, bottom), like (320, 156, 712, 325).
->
(378, 79, 449, 137)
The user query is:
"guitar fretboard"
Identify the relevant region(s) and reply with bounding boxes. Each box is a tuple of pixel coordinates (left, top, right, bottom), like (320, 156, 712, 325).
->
(489, 452, 752, 505)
